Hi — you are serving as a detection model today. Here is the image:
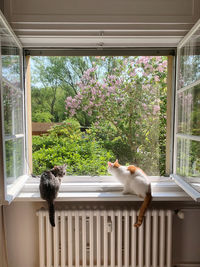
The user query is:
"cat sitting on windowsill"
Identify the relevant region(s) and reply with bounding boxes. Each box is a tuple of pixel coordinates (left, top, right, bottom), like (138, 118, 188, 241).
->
(39, 164, 66, 227)
(108, 159, 152, 227)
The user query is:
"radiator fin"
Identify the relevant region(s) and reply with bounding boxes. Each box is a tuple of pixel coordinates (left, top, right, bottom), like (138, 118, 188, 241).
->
(37, 209, 173, 267)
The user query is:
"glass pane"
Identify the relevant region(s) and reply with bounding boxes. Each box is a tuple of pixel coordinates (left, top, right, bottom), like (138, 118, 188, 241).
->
(177, 84, 200, 136)
(5, 138, 25, 183)
(0, 15, 26, 190)
(1, 26, 21, 87)
(178, 26, 200, 89)
(2, 80, 24, 136)
(176, 137, 200, 177)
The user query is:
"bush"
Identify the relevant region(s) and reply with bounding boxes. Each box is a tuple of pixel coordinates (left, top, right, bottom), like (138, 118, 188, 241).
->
(32, 119, 114, 175)
(32, 111, 53, 122)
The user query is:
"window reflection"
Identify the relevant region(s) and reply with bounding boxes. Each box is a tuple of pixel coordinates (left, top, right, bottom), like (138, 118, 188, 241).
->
(179, 29, 200, 88)
(1, 46, 21, 87)
(0, 17, 25, 183)
(177, 85, 200, 136)
(176, 138, 200, 177)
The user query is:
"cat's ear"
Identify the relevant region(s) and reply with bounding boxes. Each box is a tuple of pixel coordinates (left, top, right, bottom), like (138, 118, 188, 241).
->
(53, 166, 59, 171)
(114, 159, 120, 168)
(108, 162, 113, 167)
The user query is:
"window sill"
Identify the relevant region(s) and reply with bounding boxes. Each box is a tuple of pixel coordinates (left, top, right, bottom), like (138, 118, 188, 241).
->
(5, 174, 29, 204)
(14, 176, 192, 202)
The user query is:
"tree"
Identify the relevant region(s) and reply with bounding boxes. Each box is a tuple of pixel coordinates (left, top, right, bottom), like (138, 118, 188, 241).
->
(31, 56, 127, 123)
(65, 56, 168, 175)
(31, 56, 97, 122)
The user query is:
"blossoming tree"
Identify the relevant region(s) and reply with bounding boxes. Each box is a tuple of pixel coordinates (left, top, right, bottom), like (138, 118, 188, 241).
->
(65, 56, 168, 175)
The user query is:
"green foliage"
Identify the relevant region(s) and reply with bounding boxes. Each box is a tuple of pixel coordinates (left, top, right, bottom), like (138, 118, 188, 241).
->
(31, 86, 67, 122)
(32, 112, 53, 122)
(89, 121, 133, 165)
(31, 56, 168, 176)
(65, 56, 168, 175)
(32, 119, 114, 175)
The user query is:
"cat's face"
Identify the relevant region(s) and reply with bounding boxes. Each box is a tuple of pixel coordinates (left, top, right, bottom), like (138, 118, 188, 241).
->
(52, 164, 67, 177)
(107, 159, 120, 174)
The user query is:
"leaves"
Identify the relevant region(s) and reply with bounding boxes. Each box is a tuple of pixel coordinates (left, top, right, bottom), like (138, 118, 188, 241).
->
(32, 119, 114, 175)
(32, 56, 168, 176)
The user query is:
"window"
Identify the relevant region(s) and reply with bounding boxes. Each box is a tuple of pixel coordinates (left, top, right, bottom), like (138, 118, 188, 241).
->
(172, 19, 200, 201)
(0, 10, 200, 202)
(0, 12, 27, 203)
(29, 54, 172, 178)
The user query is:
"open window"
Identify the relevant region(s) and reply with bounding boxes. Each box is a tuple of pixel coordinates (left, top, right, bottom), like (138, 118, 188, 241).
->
(172, 18, 200, 201)
(0, 11, 28, 204)
(0, 9, 200, 201)
(28, 52, 173, 179)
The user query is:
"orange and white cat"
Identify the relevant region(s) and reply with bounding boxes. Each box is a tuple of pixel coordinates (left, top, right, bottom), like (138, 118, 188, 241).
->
(108, 159, 152, 227)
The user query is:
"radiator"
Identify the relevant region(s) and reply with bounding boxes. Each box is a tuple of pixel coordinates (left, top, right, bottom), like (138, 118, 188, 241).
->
(37, 209, 173, 267)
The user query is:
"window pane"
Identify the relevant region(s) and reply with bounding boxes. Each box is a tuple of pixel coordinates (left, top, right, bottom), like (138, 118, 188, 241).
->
(0, 15, 26, 189)
(3, 80, 24, 136)
(176, 137, 200, 177)
(177, 84, 200, 136)
(31, 56, 168, 176)
(5, 138, 25, 183)
(178, 27, 200, 89)
(1, 30, 21, 87)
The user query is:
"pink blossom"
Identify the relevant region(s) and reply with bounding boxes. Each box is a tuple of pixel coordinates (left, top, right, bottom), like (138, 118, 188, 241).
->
(142, 103, 147, 110)
(129, 71, 136, 77)
(83, 106, 88, 111)
(115, 79, 121, 85)
(66, 96, 72, 102)
(91, 89, 97, 95)
(153, 105, 160, 115)
(108, 87, 115, 93)
(70, 109, 76, 116)
(158, 66, 164, 72)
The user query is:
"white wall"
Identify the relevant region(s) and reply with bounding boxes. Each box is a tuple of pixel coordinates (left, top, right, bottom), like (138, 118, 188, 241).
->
(4, 202, 41, 267)
(4, 202, 200, 267)
(173, 210, 200, 264)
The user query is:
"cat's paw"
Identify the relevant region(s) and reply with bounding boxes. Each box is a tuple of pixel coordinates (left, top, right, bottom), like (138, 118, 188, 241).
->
(134, 219, 143, 227)
(122, 190, 129, 195)
(134, 223, 142, 227)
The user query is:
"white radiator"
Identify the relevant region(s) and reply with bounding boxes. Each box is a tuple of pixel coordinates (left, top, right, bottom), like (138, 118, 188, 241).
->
(37, 209, 173, 267)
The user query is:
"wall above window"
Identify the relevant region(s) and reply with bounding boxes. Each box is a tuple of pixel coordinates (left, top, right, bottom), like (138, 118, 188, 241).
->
(2, 0, 200, 47)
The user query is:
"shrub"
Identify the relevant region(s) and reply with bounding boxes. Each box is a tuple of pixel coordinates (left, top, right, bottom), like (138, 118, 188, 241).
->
(32, 119, 114, 175)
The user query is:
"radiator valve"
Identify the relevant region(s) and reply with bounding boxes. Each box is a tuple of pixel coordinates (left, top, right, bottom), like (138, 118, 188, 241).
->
(175, 209, 184, 219)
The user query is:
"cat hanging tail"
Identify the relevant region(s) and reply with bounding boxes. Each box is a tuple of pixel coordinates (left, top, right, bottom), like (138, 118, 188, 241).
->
(48, 201, 55, 227)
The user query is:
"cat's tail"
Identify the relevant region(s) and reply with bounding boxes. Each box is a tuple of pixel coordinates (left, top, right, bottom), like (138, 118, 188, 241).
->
(48, 201, 55, 227)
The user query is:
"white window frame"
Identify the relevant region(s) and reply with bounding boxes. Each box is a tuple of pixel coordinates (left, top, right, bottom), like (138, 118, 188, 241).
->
(19, 51, 187, 202)
(0, 10, 29, 204)
(0, 10, 199, 202)
(172, 18, 200, 201)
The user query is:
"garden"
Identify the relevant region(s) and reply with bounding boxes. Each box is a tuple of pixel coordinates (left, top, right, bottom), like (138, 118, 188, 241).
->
(31, 55, 168, 176)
